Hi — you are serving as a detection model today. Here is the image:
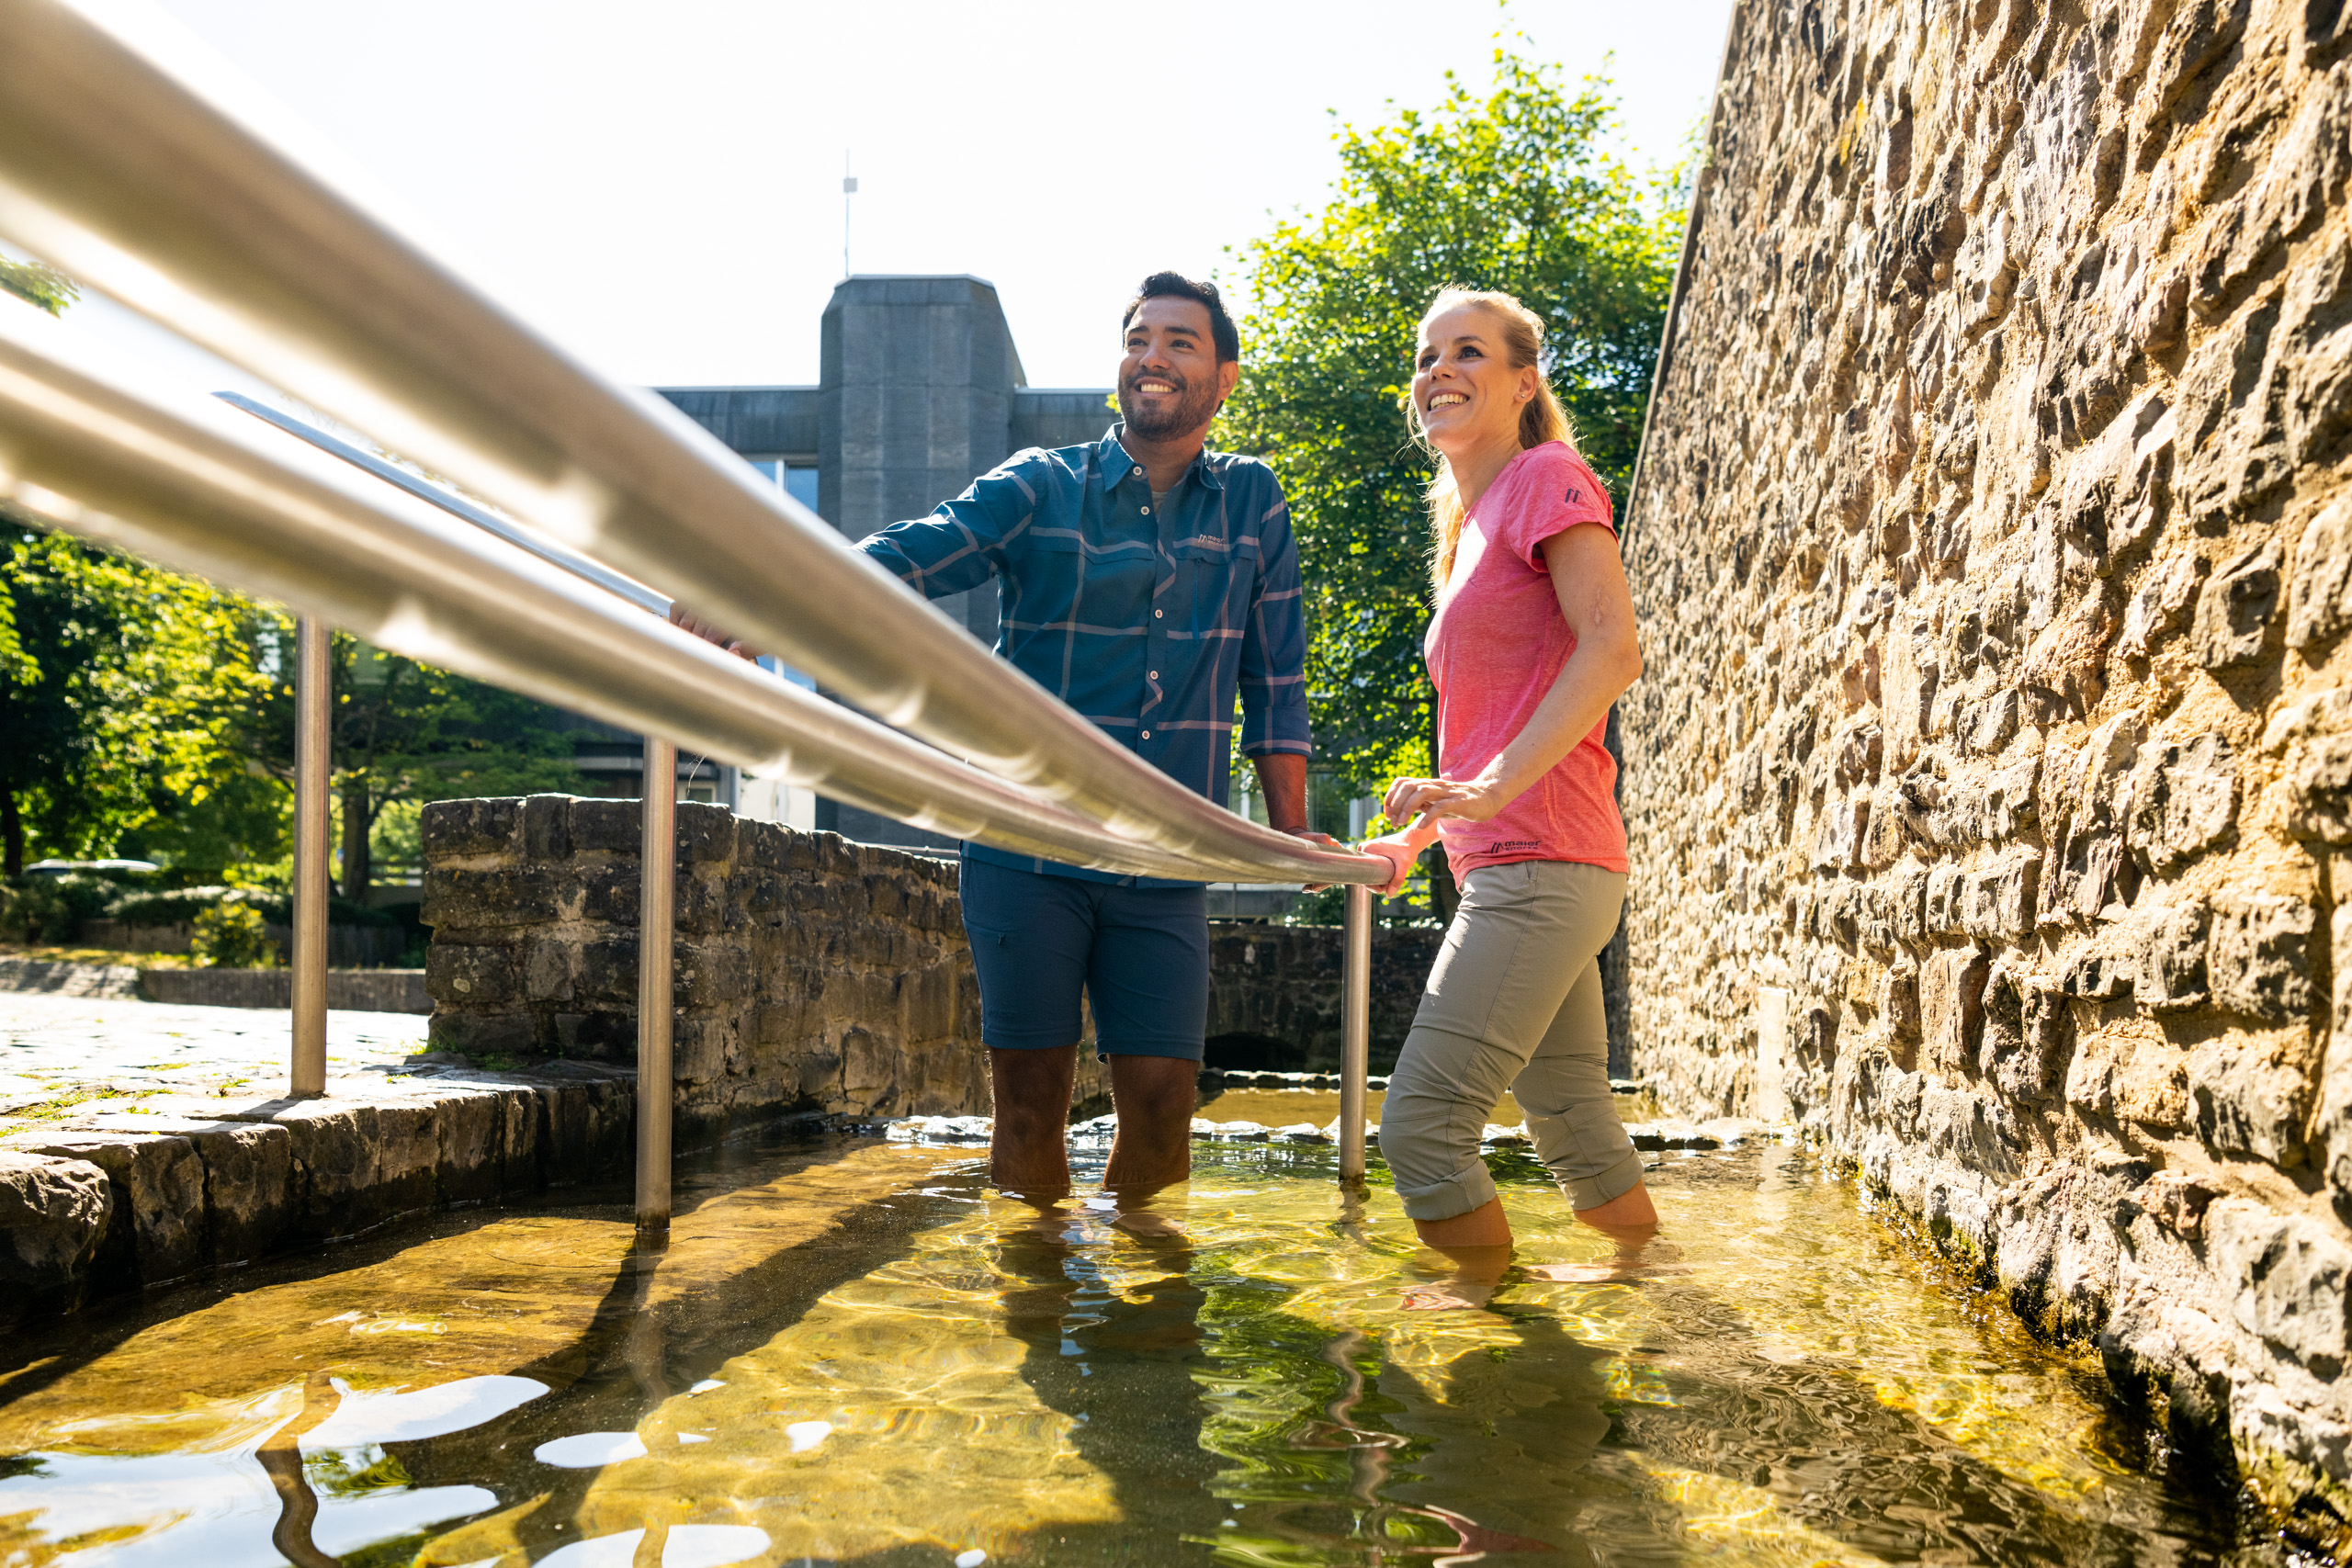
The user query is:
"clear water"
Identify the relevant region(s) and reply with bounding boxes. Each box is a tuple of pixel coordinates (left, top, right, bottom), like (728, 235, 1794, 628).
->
(0, 1097, 2243, 1567)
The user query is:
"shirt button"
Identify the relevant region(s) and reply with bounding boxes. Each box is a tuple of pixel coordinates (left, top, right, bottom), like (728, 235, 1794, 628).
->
(1154, 609, 1163, 618)
(1148, 670, 1159, 680)
(1140, 730, 1151, 739)
(1140, 506, 1150, 514)
(1132, 465, 1143, 476)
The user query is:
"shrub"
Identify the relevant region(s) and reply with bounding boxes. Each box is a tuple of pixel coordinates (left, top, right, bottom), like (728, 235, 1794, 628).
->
(192, 902, 280, 968)
(103, 886, 396, 931)
(0, 873, 123, 943)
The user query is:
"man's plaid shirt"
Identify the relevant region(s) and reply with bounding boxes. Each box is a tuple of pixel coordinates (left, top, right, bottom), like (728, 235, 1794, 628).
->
(856, 424, 1311, 884)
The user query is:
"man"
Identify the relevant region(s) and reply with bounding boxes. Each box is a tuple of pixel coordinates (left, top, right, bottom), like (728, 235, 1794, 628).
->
(865, 272, 1331, 1202)
(680, 272, 1328, 1201)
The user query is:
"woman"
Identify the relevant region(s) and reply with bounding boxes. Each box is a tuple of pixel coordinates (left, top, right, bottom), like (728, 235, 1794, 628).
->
(1359, 287, 1654, 1308)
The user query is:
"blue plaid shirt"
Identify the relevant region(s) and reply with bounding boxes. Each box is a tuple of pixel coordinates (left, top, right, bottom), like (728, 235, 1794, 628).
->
(857, 424, 1311, 884)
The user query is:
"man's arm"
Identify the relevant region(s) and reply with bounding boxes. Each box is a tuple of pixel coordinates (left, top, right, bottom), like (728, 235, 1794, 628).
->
(668, 457, 1036, 655)
(856, 457, 1038, 599)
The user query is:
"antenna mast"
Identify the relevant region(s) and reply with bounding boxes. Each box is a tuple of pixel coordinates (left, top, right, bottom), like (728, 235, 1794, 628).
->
(842, 152, 857, 278)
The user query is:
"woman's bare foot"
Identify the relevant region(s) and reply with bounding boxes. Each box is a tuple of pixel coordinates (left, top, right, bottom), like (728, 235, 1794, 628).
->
(1519, 1257, 1689, 1284)
(1398, 1241, 1511, 1311)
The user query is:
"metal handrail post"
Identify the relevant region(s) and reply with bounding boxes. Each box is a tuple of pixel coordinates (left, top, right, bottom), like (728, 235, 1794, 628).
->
(1339, 884, 1372, 1185)
(289, 614, 329, 1098)
(636, 737, 676, 1236)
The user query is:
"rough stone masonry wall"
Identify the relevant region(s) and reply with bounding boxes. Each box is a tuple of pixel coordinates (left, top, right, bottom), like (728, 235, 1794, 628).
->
(1623, 0, 2352, 1516)
(421, 795, 1109, 1138)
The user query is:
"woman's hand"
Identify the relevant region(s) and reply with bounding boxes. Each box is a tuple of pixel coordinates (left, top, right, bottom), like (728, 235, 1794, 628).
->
(1384, 773, 1518, 827)
(668, 602, 762, 661)
(1358, 832, 1423, 898)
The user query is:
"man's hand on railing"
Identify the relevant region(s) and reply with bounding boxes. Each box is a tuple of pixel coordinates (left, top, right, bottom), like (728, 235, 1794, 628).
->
(1276, 826, 1344, 892)
(668, 603, 763, 661)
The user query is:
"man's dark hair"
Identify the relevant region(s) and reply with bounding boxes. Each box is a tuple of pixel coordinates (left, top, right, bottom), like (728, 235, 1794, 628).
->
(1123, 271, 1239, 364)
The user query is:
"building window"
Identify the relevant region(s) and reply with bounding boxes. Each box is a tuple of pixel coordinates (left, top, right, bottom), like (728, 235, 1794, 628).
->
(742, 457, 820, 516)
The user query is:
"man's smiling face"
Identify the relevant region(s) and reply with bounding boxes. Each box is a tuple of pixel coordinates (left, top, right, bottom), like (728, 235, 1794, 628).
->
(1117, 297, 1234, 441)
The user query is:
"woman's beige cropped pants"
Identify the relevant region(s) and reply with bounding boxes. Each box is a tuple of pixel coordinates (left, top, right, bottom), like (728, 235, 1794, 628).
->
(1379, 859, 1639, 1222)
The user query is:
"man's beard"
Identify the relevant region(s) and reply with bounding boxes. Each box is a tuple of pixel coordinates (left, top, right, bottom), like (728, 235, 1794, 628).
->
(1118, 372, 1221, 439)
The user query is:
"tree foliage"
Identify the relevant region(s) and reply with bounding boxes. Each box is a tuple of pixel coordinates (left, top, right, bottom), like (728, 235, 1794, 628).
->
(0, 256, 77, 317)
(1, 523, 582, 888)
(219, 628, 583, 894)
(1218, 45, 1684, 795)
(0, 524, 274, 877)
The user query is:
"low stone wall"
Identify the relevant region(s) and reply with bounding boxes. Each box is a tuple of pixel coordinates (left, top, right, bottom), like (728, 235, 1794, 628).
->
(1206, 924, 1443, 1074)
(141, 968, 428, 1013)
(76, 919, 405, 966)
(420, 795, 1109, 1137)
(0, 1065, 637, 1325)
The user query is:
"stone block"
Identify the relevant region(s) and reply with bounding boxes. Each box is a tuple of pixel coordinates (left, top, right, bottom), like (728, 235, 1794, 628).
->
(520, 793, 574, 862)
(0, 1151, 111, 1316)
(239, 1099, 382, 1238)
(576, 863, 639, 923)
(2064, 948, 2134, 1000)
(424, 1088, 503, 1206)
(1921, 946, 1991, 1074)
(571, 796, 642, 853)
(1959, 850, 2041, 941)
(2208, 1200, 2351, 1370)
(421, 796, 520, 859)
(2192, 539, 2284, 668)
(1982, 962, 2074, 1103)
(427, 942, 518, 1007)
(423, 867, 560, 930)
(2129, 898, 2211, 1011)
(575, 936, 641, 1005)
(20, 1131, 206, 1285)
(183, 1119, 292, 1263)
(2191, 1039, 2314, 1167)
(2286, 734, 2352, 843)
(2210, 891, 2318, 1021)
(675, 1016, 727, 1084)
(2287, 495, 2352, 650)
(842, 1026, 897, 1105)
(676, 801, 739, 864)
(428, 1010, 535, 1057)
(2127, 734, 2239, 874)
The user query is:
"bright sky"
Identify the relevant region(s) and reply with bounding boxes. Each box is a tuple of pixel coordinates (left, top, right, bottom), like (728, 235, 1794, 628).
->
(48, 0, 1731, 400)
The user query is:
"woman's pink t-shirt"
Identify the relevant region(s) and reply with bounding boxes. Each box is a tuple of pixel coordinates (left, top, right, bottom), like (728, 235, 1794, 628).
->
(1423, 441, 1628, 875)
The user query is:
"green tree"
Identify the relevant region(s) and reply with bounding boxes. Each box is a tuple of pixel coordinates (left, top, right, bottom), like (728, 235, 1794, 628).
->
(0, 524, 272, 877)
(1218, 44, 1684, 798)
(218, 623, 583, 896)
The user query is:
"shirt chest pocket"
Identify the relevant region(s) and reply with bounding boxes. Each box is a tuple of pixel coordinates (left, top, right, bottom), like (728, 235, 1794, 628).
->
(1172, 530, 1255, 571)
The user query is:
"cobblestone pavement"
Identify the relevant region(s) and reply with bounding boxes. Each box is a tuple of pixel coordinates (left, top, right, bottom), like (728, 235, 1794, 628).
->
(0, 992, 429, 1120)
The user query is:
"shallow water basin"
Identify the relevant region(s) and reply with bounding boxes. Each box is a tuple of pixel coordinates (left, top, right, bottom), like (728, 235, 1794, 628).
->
(0, 1126, 2237, 1565)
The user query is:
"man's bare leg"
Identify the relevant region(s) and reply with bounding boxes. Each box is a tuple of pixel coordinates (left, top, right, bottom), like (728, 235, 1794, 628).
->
(1102, 1054, 1197, 1203)
(990, 1044, 1079, 1201)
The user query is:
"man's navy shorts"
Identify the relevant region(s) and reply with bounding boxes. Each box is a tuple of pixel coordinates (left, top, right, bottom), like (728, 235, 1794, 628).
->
(957, 852, 1209, 1060)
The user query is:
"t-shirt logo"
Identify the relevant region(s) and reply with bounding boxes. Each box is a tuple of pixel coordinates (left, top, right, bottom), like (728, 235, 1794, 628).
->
(1564, 486, 1583, 506)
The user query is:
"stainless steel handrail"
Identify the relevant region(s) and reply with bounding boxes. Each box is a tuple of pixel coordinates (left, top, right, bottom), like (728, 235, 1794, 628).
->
(0, 299, 1372, 886)
(0, 0, 1374, 890)
(214, 391, 670, 616)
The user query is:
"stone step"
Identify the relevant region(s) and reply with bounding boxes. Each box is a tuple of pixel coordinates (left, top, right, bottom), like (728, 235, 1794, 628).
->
(0, 1064, 660, 1326)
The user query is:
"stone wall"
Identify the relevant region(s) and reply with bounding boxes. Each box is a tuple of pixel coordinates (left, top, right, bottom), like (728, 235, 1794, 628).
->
(421, 795, 1107, 1138)
(1207, 924, 1444, 1074)
(1623, 0, 2352, 1516)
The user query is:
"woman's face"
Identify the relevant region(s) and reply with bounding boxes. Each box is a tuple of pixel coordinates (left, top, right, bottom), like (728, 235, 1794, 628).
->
(1412, 305, 1535, 454)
